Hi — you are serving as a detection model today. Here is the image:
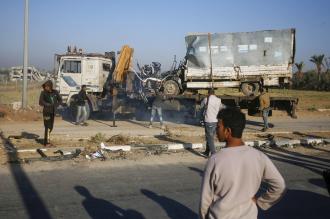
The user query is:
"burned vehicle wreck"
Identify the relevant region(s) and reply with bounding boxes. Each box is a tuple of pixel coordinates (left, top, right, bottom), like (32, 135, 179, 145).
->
(134, 58, 185, 96)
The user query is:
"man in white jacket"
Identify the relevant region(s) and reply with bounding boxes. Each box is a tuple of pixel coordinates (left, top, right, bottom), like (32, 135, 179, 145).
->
(199, 108, 286, 219)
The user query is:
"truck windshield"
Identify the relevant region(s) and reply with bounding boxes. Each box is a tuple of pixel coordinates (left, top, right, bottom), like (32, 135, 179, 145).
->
(63, 60, 81, 73)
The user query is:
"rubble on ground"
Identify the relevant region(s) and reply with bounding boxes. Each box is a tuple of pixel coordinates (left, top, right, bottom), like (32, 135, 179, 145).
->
(106, 135, 131, 145)
(9, 66, 50, 82)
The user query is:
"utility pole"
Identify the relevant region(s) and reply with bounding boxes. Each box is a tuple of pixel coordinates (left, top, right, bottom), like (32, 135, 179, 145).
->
(22, 0, 29, 109)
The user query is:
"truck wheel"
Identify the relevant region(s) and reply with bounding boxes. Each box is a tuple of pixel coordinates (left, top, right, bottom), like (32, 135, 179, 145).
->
(241, 82, 260, 96)
(163, 80, 180, 96)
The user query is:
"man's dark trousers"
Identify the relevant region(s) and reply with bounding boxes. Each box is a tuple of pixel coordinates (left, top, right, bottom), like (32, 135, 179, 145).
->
(43, 111, 55, 145)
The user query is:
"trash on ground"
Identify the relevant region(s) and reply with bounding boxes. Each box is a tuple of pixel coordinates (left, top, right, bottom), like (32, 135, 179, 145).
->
(85, 150, 106, 161)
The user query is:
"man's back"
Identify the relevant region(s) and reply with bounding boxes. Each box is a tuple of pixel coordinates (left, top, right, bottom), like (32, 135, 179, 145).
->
(202, 95, 222, 123)
(259, 92, 270, 110)
(200, 146, 285, 219)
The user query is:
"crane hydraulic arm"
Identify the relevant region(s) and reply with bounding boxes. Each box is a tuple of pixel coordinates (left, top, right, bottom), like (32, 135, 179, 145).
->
(112, 45, 134, 84)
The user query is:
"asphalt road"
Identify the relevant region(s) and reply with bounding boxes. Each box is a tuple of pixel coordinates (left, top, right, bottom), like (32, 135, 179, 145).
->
(0, 149, 329, 219)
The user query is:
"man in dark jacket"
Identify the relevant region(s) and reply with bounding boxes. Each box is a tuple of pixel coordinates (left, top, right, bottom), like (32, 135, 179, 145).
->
(39, 80, 62, 146)
(76, 85, 88, 126)
(149, 90, 165, 129)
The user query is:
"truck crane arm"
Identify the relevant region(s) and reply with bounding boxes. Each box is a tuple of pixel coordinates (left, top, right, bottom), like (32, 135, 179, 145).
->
(112, 45, 134, 84)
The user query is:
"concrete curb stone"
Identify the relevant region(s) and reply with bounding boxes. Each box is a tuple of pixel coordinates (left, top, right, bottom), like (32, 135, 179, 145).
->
(8, 138, 329, 156)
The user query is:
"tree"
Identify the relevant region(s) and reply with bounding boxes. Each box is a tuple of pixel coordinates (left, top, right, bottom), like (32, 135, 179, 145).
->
(310, 54, 325, 82)
(324, 57, 330, 74)
(294, 61, 304, 79)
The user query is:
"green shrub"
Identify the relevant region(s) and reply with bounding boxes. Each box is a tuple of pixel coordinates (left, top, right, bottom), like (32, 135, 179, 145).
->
(292, 71, 330, 91)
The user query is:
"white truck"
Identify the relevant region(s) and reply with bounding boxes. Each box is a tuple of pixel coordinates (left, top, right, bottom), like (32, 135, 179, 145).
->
(54, 48, 115, 117)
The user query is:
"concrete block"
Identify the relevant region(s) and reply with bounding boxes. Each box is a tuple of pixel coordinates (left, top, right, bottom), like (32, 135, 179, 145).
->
(10, 101, 22, 111)
(245, 141, 255, 147)
(288, 139, 301, 145)
(317, 109, 330, 112)
(215, 142, 226, 148)
(254, 140, 268, 147)
(275, 140, 291, 147)
(184, 143, 203, 149)
(300, 138, 324, 145)
(275, 139, 300, 147)
(100, 143, 131, 152)
(167, 144, 184, 150)
(17, 148, 47, 153)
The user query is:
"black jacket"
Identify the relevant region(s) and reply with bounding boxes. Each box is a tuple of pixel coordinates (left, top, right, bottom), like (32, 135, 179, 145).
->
(39, 90, 62, 113)
(77, 90, 88, 106)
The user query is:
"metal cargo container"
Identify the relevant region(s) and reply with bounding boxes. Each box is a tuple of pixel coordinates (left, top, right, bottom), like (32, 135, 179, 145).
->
(184, 28, 295, 95)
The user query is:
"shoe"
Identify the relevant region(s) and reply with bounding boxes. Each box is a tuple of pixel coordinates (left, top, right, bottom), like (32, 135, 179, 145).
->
(200, 151, 210, 158)
(148, 124, 153, 129)
(81, 122, 88, 126)
(261, 128, 268, 132)
(74, 122, 80, 125)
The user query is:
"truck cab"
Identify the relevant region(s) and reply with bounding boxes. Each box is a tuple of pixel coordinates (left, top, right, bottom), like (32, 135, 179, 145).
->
(55, 49, 113, 105)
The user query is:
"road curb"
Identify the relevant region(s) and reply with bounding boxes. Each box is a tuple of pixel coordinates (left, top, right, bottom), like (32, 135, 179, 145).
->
(167, 143, 204, 150)
(7, 138, 329, 155)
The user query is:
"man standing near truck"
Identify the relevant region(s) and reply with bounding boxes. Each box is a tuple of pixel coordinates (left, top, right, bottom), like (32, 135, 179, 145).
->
(149, 90, 165, 129)
(75, 85, 88, 126)
(259, 87, 271, 132)
(201, 89, 224, 157)
(39, 80, 62, 146)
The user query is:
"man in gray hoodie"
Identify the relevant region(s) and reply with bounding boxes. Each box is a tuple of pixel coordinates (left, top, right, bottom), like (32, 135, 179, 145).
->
(199, 108, 286, 219)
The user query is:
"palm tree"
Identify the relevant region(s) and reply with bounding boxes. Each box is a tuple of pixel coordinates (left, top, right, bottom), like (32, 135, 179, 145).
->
(310, 54, 325, 81)
(324, 57, 330, 74)
(295, 62, 304, 79)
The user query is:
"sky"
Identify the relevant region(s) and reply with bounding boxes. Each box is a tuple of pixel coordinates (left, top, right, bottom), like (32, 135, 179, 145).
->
(0, 0, 329, 71)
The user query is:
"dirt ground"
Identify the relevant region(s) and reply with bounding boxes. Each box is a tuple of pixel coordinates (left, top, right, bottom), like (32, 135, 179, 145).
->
(1, 85, 330, 165)
(0, 105, 42, 121)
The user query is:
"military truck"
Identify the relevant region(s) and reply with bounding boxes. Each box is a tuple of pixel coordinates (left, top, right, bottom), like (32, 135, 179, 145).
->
(162, 28, 296, 96)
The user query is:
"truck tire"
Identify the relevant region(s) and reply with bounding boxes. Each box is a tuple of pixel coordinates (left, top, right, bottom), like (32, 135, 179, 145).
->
(241, 82, 260, 96)
(163, 80, 180, 96)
